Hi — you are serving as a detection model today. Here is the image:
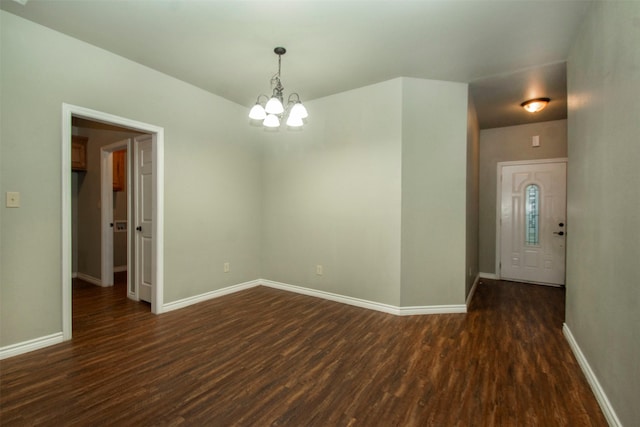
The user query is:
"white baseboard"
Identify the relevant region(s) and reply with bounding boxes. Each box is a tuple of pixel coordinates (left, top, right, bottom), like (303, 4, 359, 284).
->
(466, 274, 480, 307)
(162, 278, 467, 317)
(76, 272, 103, 287)
(563, 324, 622, 427)
(260, 279, 466, 316)
(0, 332, 64, 360)
(398, 304, 467, 315)
(113, 265, 127, 273)
(162, 279, 261, 313)
(261, 279, 401, 315)
(479, 272, 499, 280)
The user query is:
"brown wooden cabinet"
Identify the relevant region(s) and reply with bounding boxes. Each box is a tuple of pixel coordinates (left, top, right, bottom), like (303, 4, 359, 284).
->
(71, 136, 88, 171)
(113, 149, 126, 192)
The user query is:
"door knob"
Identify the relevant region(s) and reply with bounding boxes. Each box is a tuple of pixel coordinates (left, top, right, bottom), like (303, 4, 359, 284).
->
(553, 231, 565, 236)
(136, 226, 142, 231)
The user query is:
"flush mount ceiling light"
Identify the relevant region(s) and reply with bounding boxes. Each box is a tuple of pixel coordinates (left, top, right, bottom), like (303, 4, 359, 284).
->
(521, 97, 551, 113)
(249, 47, 308, 129)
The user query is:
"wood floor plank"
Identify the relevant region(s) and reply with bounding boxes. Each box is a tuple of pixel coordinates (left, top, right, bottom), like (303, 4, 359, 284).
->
(0, 277, 607, 426)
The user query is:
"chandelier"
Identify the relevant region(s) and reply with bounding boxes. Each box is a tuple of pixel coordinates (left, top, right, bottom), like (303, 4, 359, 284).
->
(249, 47, 308, 128)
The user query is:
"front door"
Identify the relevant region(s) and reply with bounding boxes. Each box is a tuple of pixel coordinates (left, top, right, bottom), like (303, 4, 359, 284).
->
(135, 135, 153, 303)
(499, 160, 567, 285)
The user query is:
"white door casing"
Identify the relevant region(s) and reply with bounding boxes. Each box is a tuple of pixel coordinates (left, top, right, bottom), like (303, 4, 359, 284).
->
(62, 103, 164, 341)
(135, 135, 153, 303)
(498, 159, 567, 285)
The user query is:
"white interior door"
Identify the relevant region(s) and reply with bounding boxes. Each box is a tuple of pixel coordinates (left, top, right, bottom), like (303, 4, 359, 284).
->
(100, 139, 130, 288)
(500, 161, 567, 285)
(135, 135, 153, 303)
(100, 149, 115, 287)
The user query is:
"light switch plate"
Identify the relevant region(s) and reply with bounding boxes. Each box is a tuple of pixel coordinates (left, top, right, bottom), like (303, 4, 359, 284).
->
(532, 135, 540, 147)
(6, 192, 20, 208)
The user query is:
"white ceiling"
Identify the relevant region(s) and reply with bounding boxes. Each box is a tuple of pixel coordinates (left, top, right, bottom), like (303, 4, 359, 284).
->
(1, 0, 592, 129)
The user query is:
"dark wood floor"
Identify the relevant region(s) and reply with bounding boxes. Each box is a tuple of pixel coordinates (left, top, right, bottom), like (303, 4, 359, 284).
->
(1, 276, 606, 426)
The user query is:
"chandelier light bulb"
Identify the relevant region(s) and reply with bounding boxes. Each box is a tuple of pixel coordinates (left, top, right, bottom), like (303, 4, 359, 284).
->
(263, 114, 280, 128)
(289, 102, 308, 120)
(265, 97, 284, 115)
(249, 103, 267, 120)
(286, 114, 304, 127)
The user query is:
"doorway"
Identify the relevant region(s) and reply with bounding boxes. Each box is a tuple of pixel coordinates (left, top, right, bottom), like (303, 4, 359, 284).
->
(62, 104, 165, 341)
(497, 159, 567, 286)
(100, 135, 154, 303)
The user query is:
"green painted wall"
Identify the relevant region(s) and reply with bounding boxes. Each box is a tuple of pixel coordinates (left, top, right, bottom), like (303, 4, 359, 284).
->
(400, 78, 469, 306)
(261, 79, 404, 306)
(0, 12, 262, 346)
(565, 2, 640, 425)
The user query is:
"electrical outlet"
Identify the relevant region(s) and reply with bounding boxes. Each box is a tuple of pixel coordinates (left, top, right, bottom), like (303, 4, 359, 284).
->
(224, 262, 230, 273)
(316, 265, 323, 276)
(6, 192, 20, 208)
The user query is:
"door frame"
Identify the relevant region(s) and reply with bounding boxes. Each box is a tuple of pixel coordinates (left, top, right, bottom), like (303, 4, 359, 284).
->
(62, 103, 165, 341)
(100, 140, 131, 292)
(495, 158, 568, 281)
